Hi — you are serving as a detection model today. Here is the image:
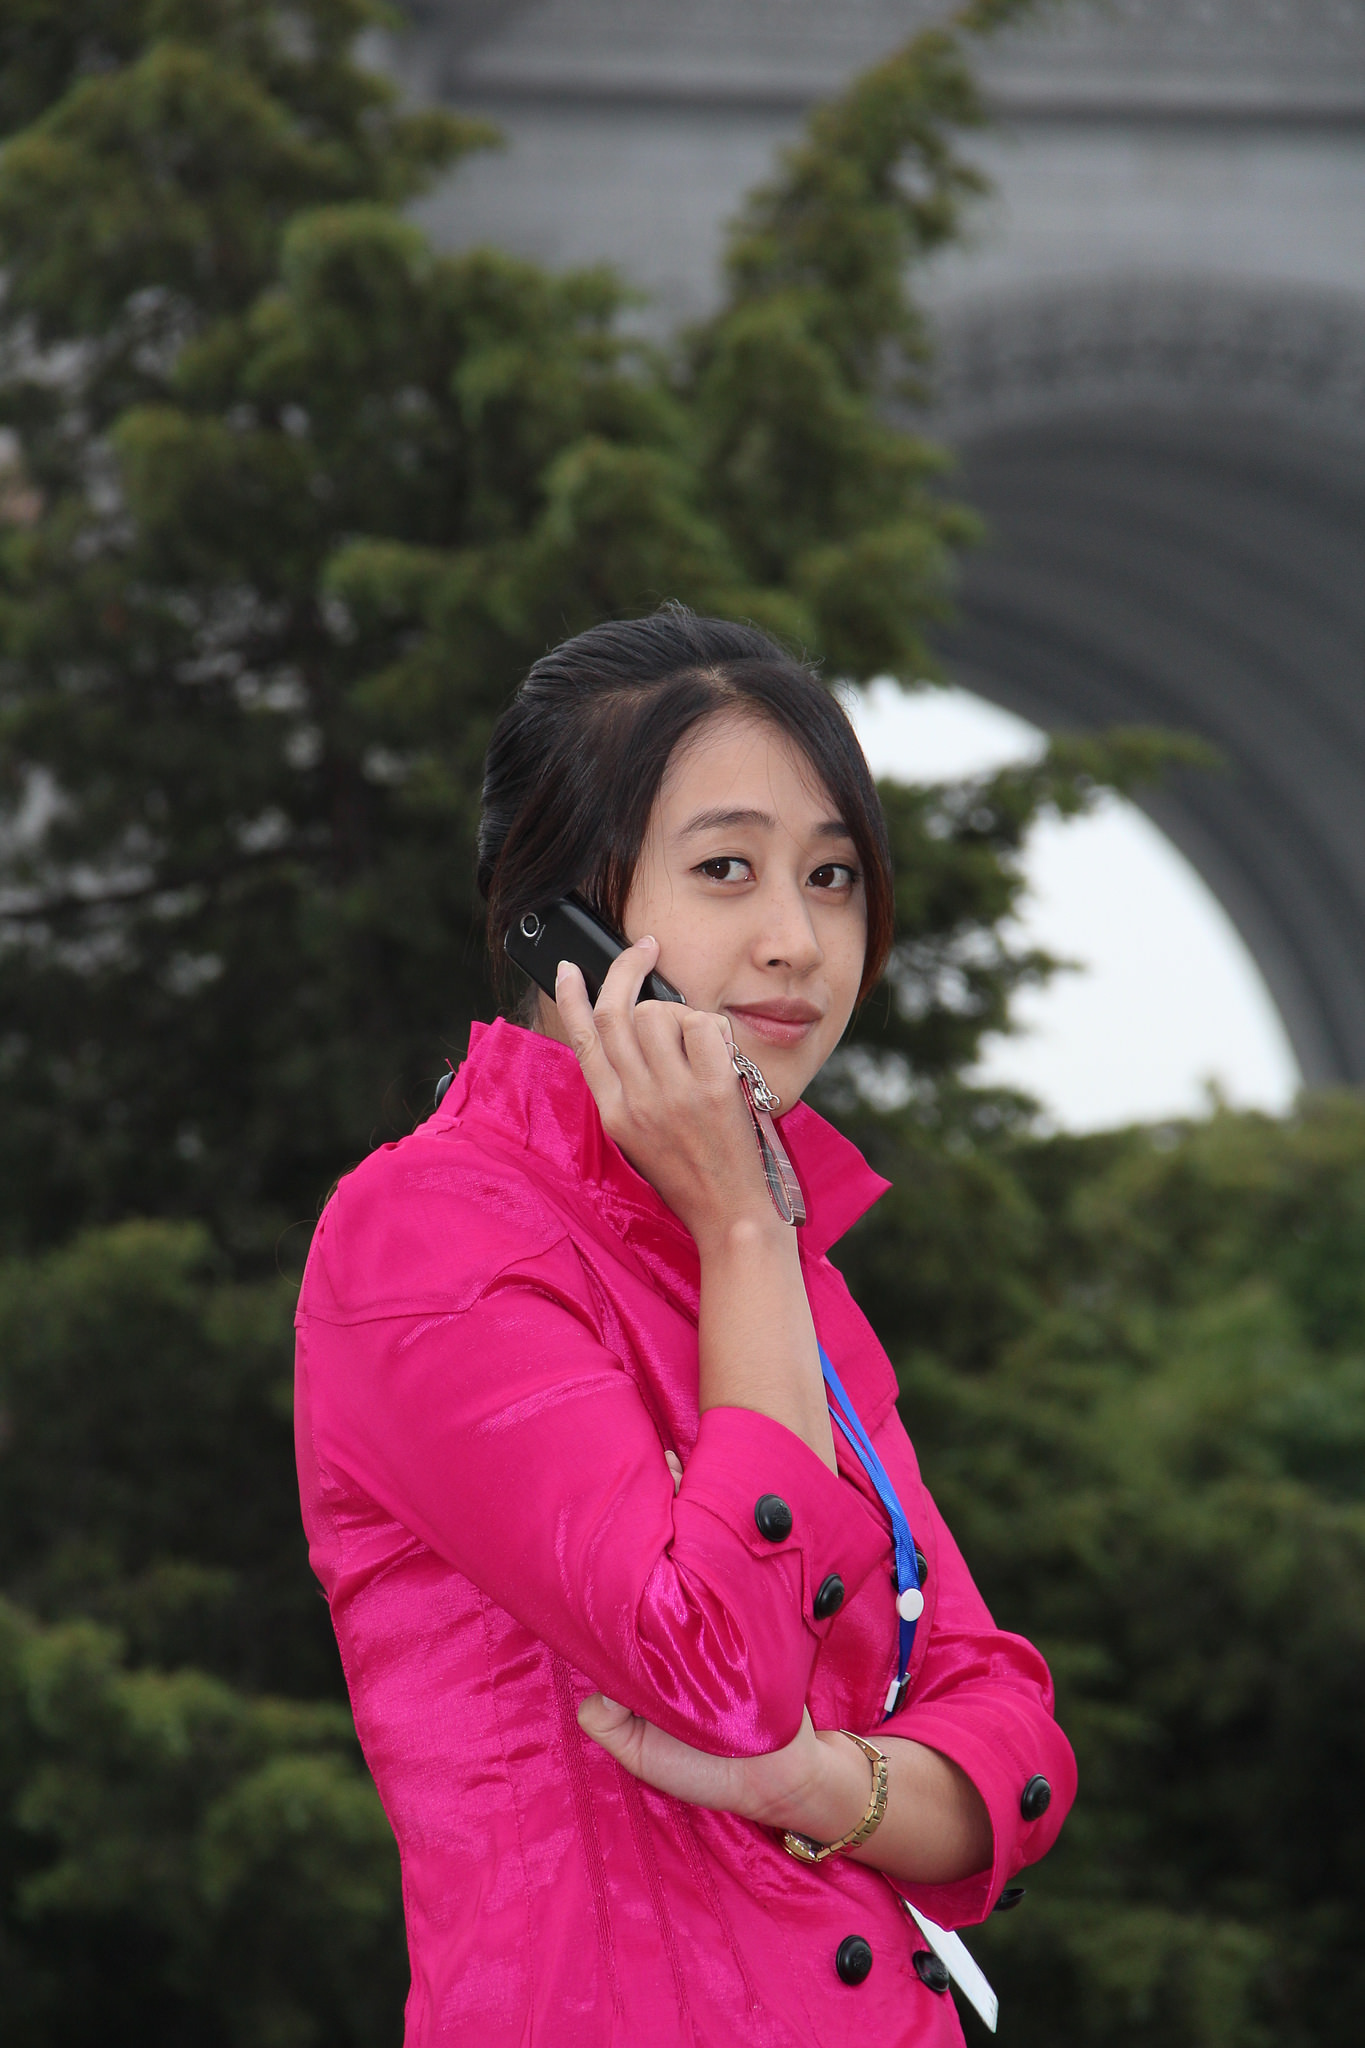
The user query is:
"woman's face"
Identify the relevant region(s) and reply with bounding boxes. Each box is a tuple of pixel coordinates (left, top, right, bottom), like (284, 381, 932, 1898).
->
(619, 710, 867, 1106)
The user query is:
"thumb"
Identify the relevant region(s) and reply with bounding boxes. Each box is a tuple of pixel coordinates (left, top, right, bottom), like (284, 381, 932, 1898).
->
(577, 1693, 636, 1757)
(577, 1692, 630, 1737)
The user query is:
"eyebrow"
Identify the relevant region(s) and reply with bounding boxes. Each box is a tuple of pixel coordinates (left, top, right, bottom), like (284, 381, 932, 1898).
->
(673, 806, 855, 842)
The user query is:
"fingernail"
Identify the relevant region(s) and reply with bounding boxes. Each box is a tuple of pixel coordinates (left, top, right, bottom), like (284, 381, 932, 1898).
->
(600, 1696, 620, 1711)
(556, 959, 569, 982)
(638, 935, 657, 950)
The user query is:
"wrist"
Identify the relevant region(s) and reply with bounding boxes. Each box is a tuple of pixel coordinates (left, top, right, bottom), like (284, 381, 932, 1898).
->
(691, 1206, 794, 1265)
(780, 1732, 890, 1867)
(786, 1730, 875, 1845)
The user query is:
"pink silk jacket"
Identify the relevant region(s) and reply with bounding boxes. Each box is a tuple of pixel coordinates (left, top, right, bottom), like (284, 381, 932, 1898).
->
(295, 1018, 1075, 2047)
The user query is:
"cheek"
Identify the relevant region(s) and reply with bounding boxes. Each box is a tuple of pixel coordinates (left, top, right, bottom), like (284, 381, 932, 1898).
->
(656, 931, 730, 1015)
(826, 902, 868, 998)
(623, 881, 731, 1012)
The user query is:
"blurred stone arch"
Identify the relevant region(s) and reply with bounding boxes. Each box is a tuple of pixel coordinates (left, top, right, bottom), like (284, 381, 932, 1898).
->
(932, 279, 1365, 1086)
(385, 0, 1365, 1083)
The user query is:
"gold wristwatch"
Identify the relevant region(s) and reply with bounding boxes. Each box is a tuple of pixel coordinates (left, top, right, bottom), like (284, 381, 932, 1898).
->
(781, 1731, 889, 1865)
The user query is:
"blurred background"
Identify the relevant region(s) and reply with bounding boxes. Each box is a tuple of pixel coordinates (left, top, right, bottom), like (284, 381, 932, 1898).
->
(391, 0, 1365, 1130)
(3, 4, 1365, 2045)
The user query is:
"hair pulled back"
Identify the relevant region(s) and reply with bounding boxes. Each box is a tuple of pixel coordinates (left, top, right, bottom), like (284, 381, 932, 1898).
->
(478, 605, 894, 1007)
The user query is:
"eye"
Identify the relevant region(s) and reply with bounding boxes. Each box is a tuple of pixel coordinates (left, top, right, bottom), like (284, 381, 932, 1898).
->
(808, 862, 860, 891)
(696, 856, 751, 883)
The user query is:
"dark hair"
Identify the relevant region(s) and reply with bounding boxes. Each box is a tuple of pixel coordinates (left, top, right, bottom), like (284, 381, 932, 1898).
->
(478, 605, 894, 1007)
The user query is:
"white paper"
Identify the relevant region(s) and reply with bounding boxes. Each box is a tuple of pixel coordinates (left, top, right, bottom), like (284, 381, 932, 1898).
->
(903, 1901, 999, 2034)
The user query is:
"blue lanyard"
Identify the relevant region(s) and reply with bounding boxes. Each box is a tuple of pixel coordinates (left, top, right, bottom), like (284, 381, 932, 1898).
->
(818, 1344, 922, 1718)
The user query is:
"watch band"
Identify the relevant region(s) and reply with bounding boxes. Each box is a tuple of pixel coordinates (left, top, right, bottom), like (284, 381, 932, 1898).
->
(781, 1731, 890, 1865)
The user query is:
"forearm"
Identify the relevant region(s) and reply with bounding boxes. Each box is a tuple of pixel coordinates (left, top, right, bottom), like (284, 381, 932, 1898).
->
(796, 1730, 993, 1888)
(851, 1735, 992, 1886)
(695, 1214, 836, 1473)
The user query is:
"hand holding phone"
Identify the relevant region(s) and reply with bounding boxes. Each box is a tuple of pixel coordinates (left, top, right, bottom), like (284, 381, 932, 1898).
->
(502, 897, 804, 1226)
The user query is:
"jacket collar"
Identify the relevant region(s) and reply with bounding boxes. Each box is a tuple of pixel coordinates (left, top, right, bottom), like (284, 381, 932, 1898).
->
(434, 1016, 889, 1263)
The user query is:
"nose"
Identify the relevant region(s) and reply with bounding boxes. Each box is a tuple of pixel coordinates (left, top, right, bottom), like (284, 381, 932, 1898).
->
(753, 876, 823, 975)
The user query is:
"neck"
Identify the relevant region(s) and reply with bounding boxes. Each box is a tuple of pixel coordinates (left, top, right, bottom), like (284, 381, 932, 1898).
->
(533, 990, 570, 1047)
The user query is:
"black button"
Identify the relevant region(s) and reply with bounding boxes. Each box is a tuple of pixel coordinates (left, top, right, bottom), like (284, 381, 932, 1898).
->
(913, 1950, 951, 1993)
(753, 1494, 793, 1542)
(434, 1069, 454, 1108)
(914, 1547, 928, 1582)
(813, 1572, 845, 1619)
(835, 1935, 873, 1986)
(994, 1885, 1026, 1913)
(1020, 1774, 1052, 1821)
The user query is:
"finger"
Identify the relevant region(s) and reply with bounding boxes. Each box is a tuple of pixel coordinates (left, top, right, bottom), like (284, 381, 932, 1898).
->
(629, 1009, 738, 1134)
(680, 1007, 736, 1060)
(554, 961, 625, 1115)
(592, 936, 660, 1090)
(634, 999, 733, 1087)
(632, 993, 692, 1087)
(596, 932, 662, 1017)
(664, 1450, 684, 1494)
(678, 1008, 742, 1097)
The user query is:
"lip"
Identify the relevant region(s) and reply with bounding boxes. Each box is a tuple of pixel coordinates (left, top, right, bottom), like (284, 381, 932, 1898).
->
(727, 999, 824, 1049)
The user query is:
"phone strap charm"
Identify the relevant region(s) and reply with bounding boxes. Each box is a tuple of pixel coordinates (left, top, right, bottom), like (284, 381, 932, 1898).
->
(730, 1048, 806, 1227)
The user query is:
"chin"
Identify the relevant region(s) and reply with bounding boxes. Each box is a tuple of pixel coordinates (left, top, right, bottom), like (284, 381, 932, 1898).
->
(781, 1068, 821, 1111)
(750, 1045, 823, 1111)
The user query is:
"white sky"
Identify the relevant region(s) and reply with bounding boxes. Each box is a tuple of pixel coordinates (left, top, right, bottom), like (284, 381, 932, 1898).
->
(844, 679, 1301, 1131)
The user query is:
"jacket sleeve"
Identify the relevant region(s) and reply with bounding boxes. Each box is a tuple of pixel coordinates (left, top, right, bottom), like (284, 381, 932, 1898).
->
(879, 1490, 1077, 1930)
(297, 1234, 891, 1756)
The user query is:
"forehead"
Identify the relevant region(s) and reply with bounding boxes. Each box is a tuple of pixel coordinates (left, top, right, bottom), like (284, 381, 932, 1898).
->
(656, 710, 842, 825)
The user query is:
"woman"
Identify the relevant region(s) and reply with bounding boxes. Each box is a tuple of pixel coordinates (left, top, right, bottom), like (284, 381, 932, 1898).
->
(295, 607, 1075, 2046)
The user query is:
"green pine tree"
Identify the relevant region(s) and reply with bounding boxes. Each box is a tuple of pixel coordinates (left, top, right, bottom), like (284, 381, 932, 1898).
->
(856, 1096, 1365, 2048)
(0, 0, 1072, 1265)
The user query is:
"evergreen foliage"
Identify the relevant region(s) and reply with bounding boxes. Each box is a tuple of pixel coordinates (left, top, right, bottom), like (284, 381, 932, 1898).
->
(1, 4, 1358, 2045)
(0, 1221, 332, 1695)
(0, 0, 1031, 1263)
(0, 1593, 404, 2043)
(833, 1097, 1365, 2047)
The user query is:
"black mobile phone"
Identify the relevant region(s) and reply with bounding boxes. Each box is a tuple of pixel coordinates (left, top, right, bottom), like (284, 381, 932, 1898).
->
(504, 897, 686, 1008)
